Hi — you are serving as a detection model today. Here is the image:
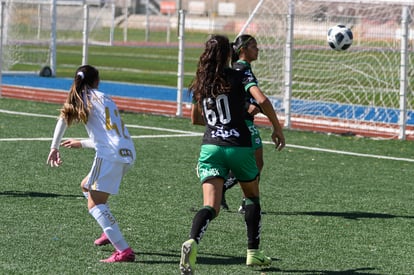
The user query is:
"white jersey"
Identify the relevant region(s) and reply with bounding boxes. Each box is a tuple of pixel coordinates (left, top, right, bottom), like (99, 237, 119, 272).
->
(84, 89, 136, 163)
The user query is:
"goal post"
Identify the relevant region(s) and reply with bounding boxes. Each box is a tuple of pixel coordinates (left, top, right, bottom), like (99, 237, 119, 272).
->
(0, 0, 116, 75)
(399, 6, 410, 139)
(237, 0, 413, 139)
(0, 1, 4, 97)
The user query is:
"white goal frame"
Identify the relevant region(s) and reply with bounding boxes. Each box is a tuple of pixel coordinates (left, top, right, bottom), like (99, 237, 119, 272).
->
(238, 0, 412, 140)
(0, 0, 117, 77)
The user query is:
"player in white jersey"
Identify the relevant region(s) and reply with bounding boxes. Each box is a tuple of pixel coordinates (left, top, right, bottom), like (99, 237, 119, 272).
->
(46, 65, 136, 263)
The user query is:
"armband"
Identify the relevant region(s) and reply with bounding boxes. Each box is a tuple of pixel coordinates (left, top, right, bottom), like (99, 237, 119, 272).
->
(50, 117, 67, 149)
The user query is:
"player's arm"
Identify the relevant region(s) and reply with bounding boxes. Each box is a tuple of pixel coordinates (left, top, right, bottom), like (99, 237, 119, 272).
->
(249, 86, 285, 151)
(191, 102, 205, 126)
(61, 138, 95, 149)
(240, 69, 263, 117)
(47, 117, 67, 167)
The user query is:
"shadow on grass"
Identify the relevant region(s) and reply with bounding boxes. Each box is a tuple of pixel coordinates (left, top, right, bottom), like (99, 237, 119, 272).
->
(136, 251, 379, 274)
(196, 253, 282, 273)
(274, 267, 380, 274)
(198, 251, 281, 271)
(197, 255, 249, 265)
(136, 251, 181, 264)
(265, 210, 414, 220)
(0, 190, 80, 198)
(138, 250, 278, 269)
(196, 256, 380, 274)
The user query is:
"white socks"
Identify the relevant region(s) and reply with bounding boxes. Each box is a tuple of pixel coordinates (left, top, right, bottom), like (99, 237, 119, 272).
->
(89, 204, 129, 252)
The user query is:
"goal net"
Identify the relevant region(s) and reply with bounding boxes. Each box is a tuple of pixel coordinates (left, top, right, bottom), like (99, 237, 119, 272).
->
(1, 0, 115, 74)
(238, 0, 413, 139)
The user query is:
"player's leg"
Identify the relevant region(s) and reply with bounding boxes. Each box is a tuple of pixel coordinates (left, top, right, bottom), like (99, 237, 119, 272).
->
(230, 146, 271, 266)
(80, 174, 112, 246)
(221, 171, 239, 210)
(239, 178, 261, 250)
(180, 145, 226, 274)
(239, 179, 271, 266)
(188, 179, 222, 246)
(85, 158, 135, 262)
(222, 124, 263, 213)
(80, 175, 89, 199)
(79, 174, 110, 246)
(180, 178, 222, 275)
(239, 146, 264, 213)
(255, 146, 264, 172)
(238, 121, 264, 214)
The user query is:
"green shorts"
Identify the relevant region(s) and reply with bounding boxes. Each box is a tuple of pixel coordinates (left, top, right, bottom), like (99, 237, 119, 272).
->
(197, 144, 258, 183)
(246, 120, 262, 151)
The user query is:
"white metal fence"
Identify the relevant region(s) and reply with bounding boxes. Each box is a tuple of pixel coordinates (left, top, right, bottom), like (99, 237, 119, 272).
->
(0, 0, 413, 139)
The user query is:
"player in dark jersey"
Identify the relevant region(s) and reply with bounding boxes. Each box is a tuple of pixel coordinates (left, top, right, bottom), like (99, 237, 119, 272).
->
(221, 34, 280, 213)
(179, 34, 285, 275)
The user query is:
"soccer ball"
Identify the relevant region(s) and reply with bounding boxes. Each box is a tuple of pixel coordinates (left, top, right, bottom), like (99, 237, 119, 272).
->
(327, 25, 353, 51)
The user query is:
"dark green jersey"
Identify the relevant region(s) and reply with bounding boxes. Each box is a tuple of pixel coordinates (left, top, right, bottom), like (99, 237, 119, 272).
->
(233, 60, 263, 121)
(233, 60, 258, 91)
(198, 68, 252, 147)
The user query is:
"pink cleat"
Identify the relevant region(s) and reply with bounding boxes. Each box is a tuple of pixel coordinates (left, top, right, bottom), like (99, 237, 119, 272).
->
(100, 247, 135, 263)
(94, 232, 111, 246)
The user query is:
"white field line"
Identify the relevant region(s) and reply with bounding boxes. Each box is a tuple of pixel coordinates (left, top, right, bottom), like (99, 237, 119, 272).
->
(263, 141, 414, 163)
(1, 109, 414, 163)
(0, 109, 57, 118)
(126, 124, 202, 135)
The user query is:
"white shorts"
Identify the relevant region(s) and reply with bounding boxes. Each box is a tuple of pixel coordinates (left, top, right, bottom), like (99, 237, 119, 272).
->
(84, 157, 133, 195)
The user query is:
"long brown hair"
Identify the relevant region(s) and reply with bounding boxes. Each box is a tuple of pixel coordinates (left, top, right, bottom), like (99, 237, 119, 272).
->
(60, 65, 99, 126)
(189, 34, 231, 103)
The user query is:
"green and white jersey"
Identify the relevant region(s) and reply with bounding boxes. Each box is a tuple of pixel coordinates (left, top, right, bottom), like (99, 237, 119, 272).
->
(233, 60, 263, 121)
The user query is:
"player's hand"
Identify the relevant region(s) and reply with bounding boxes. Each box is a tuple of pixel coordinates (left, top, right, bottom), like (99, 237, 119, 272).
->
(61, 139, 82, 149)
(271, 129, 285, 151)
(46, 148, 62, 167)
(247, 104, 261, 116)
